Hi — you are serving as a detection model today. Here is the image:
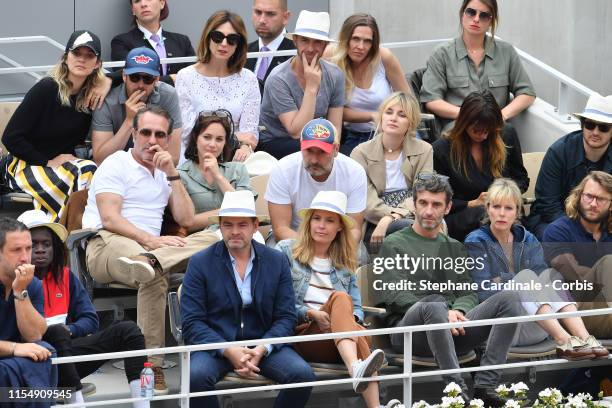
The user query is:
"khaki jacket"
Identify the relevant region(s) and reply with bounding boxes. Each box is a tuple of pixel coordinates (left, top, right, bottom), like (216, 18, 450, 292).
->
(350, 134, 433, 224)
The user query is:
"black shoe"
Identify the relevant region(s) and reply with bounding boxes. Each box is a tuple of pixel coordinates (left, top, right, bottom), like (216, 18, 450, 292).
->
(473, 387, 530, 407)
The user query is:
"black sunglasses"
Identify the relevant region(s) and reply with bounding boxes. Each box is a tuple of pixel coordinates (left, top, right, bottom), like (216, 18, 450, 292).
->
(417, 172, 450, 182)
(464, 7, 493, 22)
(128, 73, 156, 85)
(582, 119, 611, 133)
(136, 128, 167, 139)
(209, 30, 242, 46)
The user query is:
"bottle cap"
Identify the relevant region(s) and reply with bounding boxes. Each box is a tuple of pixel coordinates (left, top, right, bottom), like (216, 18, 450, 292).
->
(144, 362, 153, 368)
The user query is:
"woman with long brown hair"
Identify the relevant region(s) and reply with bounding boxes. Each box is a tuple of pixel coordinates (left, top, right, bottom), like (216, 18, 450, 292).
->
(276, 191, 402, 408)
(325, 13, 411, 155)
(176, 10, 260, 165)
(432, 89, 528, 240)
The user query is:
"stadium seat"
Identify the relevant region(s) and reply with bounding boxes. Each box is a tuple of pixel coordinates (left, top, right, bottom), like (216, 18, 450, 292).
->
(521, 151, 545, 215)
(406, 68, 442, 142)
(250, 174, 272, 238)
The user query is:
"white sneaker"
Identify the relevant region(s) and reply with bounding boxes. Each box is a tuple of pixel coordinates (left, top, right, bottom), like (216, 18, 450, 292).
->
(117, 255, 156, 283)
(351, 348, 385, 393)
(384, 399, 405, 408)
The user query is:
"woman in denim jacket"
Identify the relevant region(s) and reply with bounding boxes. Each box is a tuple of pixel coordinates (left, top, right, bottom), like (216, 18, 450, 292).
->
(465, 179, 608, 360)
(276, 191, 401, 408)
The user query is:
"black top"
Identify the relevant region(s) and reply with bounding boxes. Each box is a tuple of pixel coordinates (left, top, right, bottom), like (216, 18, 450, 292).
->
(244, 37, 295, 95)
(432, 129, 529, 213)
(2, 77, 92, 166)
(110, 27, 195, 85)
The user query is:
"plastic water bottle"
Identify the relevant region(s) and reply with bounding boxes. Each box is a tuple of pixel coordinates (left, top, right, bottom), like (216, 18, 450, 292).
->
(140, 362, 154, 398)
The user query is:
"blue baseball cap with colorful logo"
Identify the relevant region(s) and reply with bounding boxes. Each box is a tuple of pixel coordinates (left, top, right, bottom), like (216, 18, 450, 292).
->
(300, 118, 337, 154)
(124, 47, 160, 76)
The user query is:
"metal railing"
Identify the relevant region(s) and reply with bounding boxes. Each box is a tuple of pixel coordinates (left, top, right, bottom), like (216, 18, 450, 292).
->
(0, 35, 595, 123)
(51, 307, 612, 408)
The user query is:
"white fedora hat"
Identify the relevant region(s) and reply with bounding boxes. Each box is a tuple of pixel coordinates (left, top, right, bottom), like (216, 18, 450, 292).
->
(298, 191, 354, 228)
(573, 93, 612, 124)
(17, 209, 68, 242)
(209, 190, 270, 224)
(286, 10, 335, 43)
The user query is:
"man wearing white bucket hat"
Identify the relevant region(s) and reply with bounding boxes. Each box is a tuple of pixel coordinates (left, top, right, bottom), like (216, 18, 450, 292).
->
(529, 93, 612, 239)
(182, 190, 315, 408)
(257, 9, 345, 159)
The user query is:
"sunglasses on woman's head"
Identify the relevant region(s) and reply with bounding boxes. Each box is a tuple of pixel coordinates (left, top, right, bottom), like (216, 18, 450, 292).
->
(464, 7, 493, 22)
(209, 30, 242, 46)
(582, 119, 611, 133)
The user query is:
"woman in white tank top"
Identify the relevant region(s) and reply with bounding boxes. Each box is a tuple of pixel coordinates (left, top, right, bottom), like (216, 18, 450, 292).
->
(325, 14, 412, 155)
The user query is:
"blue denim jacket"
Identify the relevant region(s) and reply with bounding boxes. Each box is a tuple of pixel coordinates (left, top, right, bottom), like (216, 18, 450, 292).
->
(275, 239, 364, 324)
(465, 224, 549, 302)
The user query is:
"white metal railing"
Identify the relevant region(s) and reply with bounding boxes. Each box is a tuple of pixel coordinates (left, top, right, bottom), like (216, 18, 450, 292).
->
(50, 307, 612, 408)
(0, 35, 595, 123)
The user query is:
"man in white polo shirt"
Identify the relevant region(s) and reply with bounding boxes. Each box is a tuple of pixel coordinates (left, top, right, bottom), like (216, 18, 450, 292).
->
(265, 118, 366, 245)
(82, 106, 218, 394)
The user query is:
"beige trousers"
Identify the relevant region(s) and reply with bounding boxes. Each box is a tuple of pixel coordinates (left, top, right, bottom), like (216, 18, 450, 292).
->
(576, 255, 612, 338)
(86, 229, 220, 366)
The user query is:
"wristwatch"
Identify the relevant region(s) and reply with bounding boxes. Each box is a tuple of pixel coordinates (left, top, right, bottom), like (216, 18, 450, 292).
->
(14, 289, 29, 301)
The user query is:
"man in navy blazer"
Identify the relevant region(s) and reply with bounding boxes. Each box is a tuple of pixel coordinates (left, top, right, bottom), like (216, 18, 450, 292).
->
(181, 190, 314, 408)
(244, 0, 295, 95)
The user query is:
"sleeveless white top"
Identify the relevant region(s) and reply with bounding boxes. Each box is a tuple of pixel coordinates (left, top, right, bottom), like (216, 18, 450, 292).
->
(344, 61, 393, 133)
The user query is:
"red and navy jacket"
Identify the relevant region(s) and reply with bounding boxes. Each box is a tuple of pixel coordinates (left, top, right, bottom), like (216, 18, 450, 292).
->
(42, 267, 99, 338)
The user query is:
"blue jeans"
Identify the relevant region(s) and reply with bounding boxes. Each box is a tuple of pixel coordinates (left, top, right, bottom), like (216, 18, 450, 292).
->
(190, 346, 315, 408)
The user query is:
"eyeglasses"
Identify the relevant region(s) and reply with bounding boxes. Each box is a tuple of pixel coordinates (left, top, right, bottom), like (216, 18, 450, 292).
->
(136, 128, 168, 139)
(464, 7, 493, 22)
(128, 73, 156, 85)
(209, 30, 242, 46)
(417, 172, 450, 182)
(582, 119, 611, 133)
(581, 192, 611, 206)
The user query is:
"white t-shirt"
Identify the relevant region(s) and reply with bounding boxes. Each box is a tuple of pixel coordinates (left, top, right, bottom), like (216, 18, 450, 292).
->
(82, 150, 172, 236)
(264, 152, 367, 230)
(385, 154, 408, 193)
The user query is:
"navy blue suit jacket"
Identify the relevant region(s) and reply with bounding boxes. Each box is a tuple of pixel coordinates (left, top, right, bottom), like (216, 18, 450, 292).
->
(181, 240, 297, 356)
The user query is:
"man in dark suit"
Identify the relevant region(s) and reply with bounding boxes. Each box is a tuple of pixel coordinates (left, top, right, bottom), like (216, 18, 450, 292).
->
(245, 0, 295, 94)
(181, 190, 314, 408)
(111, 0, 195, 85)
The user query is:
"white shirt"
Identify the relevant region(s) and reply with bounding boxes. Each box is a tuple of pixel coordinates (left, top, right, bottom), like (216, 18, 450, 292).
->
(254, 29, 287, 75)
(82, 150, 171, 236)
(264, 152, 367, 230)
(385, 154, 408, 193)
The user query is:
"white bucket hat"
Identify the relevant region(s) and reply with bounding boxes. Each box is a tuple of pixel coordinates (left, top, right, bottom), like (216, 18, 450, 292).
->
(573, 93, 612, 124)
(285, 10, 335, 43)
(298, 191, 354, 228)
(209, 190, 270, 224)
(244, 151, 278, 177)
(17, 209, 68, 242)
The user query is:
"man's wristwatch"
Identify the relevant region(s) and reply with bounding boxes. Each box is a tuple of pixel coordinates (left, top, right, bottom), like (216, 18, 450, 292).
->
(14, 289, 29, 301)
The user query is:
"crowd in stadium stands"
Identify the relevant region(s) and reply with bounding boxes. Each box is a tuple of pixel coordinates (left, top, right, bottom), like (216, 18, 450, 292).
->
(0, 0, 611, 407)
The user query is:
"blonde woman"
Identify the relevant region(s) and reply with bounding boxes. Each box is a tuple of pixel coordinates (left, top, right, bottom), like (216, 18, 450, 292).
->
(351, 92, 433, 250)
(2, 30, 107, 221)
(465, 178, 608, 360)
(325, 14, 411, 155)
(276, 191, 402, 408)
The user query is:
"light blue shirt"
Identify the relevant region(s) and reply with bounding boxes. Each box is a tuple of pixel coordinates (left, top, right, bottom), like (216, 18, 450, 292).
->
(227, 246, 273, 355)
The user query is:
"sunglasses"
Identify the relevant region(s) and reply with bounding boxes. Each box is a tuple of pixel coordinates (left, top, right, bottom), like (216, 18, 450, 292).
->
(128, 73, 156, 85)
(136, 128, 168, 139)
(464, 7, 493, 22)
(209, 30, 242, 46)
(417, 172, 450, 182)
(582, 119, 611, 133)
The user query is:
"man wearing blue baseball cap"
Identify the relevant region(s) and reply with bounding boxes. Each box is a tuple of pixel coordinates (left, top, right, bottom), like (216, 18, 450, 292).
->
(91, 47, 183, 165)
(265, 118, 367, 246)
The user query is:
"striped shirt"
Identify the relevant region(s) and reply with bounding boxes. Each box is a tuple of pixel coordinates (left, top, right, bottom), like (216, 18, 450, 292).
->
(303, 257, 334, 310)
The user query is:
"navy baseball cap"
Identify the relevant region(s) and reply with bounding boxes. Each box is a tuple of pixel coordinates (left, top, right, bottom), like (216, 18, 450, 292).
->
(124, 47, 161, 76)
(300, 118, 337, 154)
(66, 30, 101, 57)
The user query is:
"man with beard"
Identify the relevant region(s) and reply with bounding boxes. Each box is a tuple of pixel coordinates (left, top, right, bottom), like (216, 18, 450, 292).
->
(245, 0, 294, 94)
(543, 171, 612, 337)
(92, 47, 182, 164)
(257, 10, 344, 159)
(0, 217, 53, 407)
(375, 173, 524, 407)
(528, 94, 612, 239)
(265, 118, 366, 245)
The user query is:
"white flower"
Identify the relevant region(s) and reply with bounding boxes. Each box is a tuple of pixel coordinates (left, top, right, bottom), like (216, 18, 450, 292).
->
(575, 393, 593, 401)
(440, 396, 464, 408)
(444, 382, 463, 395)
(510, 382, 529, 394)
(504, 399, 521, 408)
(412, 401, 430, 408)
(496, 384, 510, 394)
(539, 388, 552, 398)
(469, 399, 484, 408)
(565, 396, 587, 408)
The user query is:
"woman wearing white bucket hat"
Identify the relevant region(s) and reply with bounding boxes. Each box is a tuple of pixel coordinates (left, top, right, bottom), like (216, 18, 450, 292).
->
(257, 10, 345, 159)
(276, 191, 403, 408)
